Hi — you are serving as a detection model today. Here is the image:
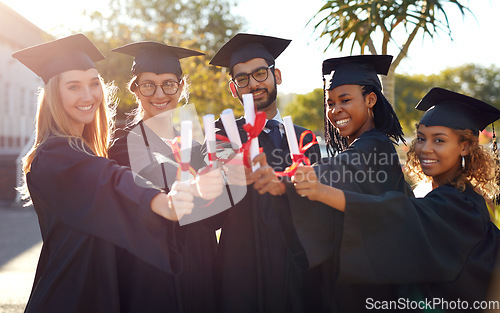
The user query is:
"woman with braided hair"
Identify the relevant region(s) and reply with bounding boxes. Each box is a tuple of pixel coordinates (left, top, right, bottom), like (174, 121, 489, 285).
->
(292, 87, 500, 312)
(251, 54, 413, 312)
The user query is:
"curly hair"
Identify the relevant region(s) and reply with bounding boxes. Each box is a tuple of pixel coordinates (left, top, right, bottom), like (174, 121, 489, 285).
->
(323, 82, 405, 156)
(406, 126, 500, 200)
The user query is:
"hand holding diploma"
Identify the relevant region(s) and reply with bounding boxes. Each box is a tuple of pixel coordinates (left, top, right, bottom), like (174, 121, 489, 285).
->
(151, 181, 194, 221)
(191, 167, 224, 200)
(292, 166, 323, 201)
(250, 152, 285, 196)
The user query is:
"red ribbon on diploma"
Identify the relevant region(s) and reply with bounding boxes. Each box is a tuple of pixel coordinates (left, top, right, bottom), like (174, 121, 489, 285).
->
(208, 152, 217, 162)
(168, 136, 198, 180)
(241, 111, 266, 168)
(276, 130, 318, 177)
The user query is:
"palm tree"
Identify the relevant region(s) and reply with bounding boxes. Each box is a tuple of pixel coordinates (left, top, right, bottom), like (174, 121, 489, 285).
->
(311, 0, 471, 104)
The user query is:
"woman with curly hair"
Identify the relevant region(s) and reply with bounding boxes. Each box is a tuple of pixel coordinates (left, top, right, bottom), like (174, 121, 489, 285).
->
(292, 87, 500, 311)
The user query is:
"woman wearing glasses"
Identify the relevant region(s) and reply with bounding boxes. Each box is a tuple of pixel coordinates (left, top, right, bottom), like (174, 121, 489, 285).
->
(109, 42, 224, 313)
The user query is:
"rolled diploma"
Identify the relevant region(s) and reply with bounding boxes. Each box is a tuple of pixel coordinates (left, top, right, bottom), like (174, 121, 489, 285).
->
(180, 120, 193, 181)
(220, 109, 243, 151)
(203, 114, 216, 166)
(242, 93, 260, 171)
(282, 116, 300, 157)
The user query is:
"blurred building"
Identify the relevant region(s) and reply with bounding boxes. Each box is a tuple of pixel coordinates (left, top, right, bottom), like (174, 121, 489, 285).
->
(0, 2, 49, 202)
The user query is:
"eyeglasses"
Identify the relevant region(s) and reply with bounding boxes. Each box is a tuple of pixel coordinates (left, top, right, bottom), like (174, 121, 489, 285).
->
(136, 80, 180, 96)
(232, 64, 274, 88)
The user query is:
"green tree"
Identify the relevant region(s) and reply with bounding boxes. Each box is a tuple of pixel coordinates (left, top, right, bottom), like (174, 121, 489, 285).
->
(432, 63, 500, 107)
(310, 0, 471, 104)
(394, 73, 436, 133)
(283, 88, 325, 134)
(83, 0, 244, 123)
(393, 63, 500, 134)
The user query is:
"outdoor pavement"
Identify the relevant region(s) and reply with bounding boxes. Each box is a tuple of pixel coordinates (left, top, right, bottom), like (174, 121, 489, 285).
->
(0, 202, 41, 313)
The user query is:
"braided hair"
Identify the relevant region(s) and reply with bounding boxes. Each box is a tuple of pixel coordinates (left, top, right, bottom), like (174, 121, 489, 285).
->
(323, 80, 405, 157)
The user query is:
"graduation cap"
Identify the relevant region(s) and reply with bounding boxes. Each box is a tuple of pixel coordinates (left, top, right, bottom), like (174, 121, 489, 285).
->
(322, 55, 393, 91)
(209, 33, 291, 70)
(112, 42, 204, 77)
(416, 87, 500, 135)
(12, 33, 104, 84)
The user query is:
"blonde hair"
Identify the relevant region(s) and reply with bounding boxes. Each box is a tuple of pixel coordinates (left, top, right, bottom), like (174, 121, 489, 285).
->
(406, 126, 500, 201)
(127, 74, 190, 125)
(19, 73, 117, 201)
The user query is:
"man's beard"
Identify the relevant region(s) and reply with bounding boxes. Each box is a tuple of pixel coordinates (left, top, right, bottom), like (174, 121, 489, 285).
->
(238, 82, 278, 111)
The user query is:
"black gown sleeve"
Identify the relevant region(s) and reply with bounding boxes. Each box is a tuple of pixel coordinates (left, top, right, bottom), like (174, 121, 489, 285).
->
(28, 137, 182, 275)
(339, 185, 492, 284)
(280, 148, 368, 269)
(281, 132, 413, 269)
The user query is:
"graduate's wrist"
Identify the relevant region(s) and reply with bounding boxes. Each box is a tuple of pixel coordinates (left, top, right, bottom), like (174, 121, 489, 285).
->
(316, 183, 333, 204)
(151, 192, 178, 221)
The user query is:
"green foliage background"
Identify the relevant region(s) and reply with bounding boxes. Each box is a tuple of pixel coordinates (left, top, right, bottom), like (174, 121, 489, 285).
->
(83, 0, 245, 124)
(283, 64, 500, 137)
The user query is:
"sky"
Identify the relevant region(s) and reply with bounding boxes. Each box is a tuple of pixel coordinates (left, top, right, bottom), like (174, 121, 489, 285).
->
(3, 0, 500, 94)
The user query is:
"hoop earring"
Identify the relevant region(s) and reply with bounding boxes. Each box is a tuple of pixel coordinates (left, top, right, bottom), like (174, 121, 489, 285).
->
(368, 107, 374, 119)
(462, 156, 466, 169)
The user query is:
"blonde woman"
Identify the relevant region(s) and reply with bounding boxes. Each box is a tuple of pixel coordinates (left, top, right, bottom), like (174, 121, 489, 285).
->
(14, 34, 196, 313)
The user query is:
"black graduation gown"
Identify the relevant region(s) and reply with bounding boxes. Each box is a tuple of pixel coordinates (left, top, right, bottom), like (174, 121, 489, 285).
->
(214, 116, 322, 313)
(24, 137, 181, 313)
(281, 129, 414, 312)
(108, 121, 220, 313)
(340, 184, 500, 312)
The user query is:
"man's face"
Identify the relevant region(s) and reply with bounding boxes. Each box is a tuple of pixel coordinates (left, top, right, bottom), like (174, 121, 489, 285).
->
(231, 58, 281, 111)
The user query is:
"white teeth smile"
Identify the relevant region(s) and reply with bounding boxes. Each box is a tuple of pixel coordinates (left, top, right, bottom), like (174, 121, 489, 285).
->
(421, 159, 438, 164)
(77, 105, 93, 111)
(152, 102, 168, 108)
(336, 118, 350, 126)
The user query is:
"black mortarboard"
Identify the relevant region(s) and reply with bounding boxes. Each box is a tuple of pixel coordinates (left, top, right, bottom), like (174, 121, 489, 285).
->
(416, 87, 500, 135)
(209, 33, 291, 70)
(12, 33, 104, 84)
(322, 55, 393, 91)
(112, 42, 204, 77)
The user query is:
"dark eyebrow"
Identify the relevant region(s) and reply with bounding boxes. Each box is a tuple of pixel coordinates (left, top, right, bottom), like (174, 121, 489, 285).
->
(338, 93, 351, 98)
(234, 66, 267, 77)
(417, 131, 449, 137)
(432, 133, 449, 137)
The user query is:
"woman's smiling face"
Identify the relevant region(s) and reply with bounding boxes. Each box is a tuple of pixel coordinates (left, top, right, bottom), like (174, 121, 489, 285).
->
(58, 68, 102, 135)
(326, 84, 376, 144)
(134, 72, 184, 120)
(415, 124, 468, 186)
